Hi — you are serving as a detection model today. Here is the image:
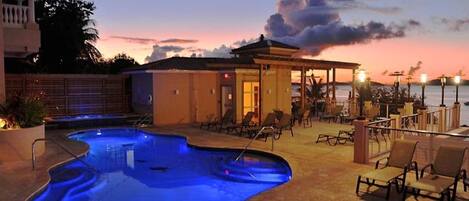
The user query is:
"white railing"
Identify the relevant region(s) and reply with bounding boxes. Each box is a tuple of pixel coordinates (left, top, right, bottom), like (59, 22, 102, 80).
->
(2, 0, 35, 28)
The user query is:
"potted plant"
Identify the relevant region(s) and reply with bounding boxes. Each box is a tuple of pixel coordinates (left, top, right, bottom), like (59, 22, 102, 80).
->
(0, 95, 47, 161)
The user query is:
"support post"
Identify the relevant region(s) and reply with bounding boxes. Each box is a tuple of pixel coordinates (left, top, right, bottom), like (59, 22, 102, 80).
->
(350, 69, 356, 116)
(332, 67, 336, 101)
(28, 0, 35, 24)
(438, 106, 446, 132)
(300, 67, 306, 110)
(259, 64, 263, 124)
(390, 114, 401, 139)
(451, 103, 461, 129)
(353, 119, 369, 164)
(417, 109, 428, 130)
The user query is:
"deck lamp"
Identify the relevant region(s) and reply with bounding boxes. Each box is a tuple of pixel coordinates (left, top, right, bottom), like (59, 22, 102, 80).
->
(454, 75, 461, 104)
(357, 70, 367, 120)
(420, 74, 427, 107)
(440, 75, 447, 107)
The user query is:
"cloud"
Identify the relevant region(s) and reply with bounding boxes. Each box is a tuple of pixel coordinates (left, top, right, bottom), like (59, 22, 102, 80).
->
(109, 36, 198, 45)
(109, 36, 158, 45)
(201, 38, 257, 57)
(159, 38, 199, 44)
(407, 61, 422, 77)
(438, 18, 469, 31)
(145, 45, 185, 62)
(265, 0, 420, 56)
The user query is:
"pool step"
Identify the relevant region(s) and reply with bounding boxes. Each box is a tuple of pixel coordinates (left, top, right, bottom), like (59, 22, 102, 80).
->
(214, 157, 291, 183)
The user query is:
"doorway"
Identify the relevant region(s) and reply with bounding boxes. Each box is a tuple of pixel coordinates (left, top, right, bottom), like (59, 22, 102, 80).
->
(221, 86, 233, 116)
(242, 82, 259, 122)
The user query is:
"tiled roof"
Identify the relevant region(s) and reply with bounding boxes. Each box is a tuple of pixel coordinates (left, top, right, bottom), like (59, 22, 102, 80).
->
(123, 57, 257, 72)
(231, 39, 299, 52)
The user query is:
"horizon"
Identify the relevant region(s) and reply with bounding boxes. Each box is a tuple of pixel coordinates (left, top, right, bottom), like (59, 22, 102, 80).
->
(93, 0, 469, 83)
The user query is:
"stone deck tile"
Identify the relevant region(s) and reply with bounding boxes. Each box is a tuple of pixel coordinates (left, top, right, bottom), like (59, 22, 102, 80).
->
(1, 121, 469, 201)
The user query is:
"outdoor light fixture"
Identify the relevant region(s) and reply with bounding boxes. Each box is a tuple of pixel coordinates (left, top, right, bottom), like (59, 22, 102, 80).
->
(420, 74, 427, 107)
(440, 75, 447, 107)
(174, 89, 180, 95)
(357, 70, 367, 120)
(454, 75, 461, 104)
(210, 89, 216, 95)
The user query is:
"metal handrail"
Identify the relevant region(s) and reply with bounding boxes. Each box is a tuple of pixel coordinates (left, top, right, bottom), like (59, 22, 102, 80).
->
(235, 126, 276, 162)
(133, 113, 152, 128)
(32, 138, 98, 173)
(365, 125, 468, 138)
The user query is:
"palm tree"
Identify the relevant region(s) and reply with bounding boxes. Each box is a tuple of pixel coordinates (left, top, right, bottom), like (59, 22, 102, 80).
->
(35, 0, 101, 73)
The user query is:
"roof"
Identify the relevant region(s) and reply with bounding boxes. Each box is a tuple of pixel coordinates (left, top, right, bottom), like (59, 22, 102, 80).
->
(231, 39, 300, 53)
(123, 57, 257, 72)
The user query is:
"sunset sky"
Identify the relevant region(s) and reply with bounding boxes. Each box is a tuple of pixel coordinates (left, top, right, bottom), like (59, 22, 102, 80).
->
(93, 0, 469, 83)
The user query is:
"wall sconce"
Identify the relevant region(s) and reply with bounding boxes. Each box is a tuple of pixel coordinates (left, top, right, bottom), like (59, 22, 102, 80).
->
(228, 94, 232, 100)
(267, 89, 272, 94)
(174, 89, 179, 95)
(210, 89, 216, 94)
(285, 88, 289, 93)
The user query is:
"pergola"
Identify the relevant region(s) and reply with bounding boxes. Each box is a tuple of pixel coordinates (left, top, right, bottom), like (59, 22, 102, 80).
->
(253, 55, 360, 116)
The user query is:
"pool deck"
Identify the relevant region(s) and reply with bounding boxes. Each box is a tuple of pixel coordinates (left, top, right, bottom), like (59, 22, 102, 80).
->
(1, 122, 469, 201)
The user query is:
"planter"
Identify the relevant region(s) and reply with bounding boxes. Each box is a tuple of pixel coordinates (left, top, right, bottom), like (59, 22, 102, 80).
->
(0, 124, 45, 162)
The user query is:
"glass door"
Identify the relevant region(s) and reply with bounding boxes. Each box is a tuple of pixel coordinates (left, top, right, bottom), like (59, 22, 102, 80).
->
(243, 82, 259, 122)
(221, 86, 233, 116)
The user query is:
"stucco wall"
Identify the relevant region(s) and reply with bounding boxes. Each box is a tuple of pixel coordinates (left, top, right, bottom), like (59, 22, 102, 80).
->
(131, 73, 153, 114)
(152, 72, 219, 126)
(0, 4, 5, 102)
(235, 66, 292, 122)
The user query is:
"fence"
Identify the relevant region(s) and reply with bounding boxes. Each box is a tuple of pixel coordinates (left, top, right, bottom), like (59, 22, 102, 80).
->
(5, 74, 130, 116)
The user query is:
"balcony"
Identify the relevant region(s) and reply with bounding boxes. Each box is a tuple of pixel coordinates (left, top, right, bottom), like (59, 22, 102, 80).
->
(2, 0, 40, 58)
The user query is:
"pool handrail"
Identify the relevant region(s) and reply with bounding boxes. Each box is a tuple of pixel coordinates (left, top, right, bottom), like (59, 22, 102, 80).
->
(32, 138, 98, 173)
(235, 126, 276, 162)
(133, 113, 152, 128)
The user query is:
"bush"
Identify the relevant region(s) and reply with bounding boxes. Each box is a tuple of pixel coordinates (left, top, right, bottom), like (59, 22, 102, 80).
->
(0, 95, 47, 129)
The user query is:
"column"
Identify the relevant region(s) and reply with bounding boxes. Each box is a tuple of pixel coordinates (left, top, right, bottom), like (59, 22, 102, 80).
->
(353, 119, 369, 164)
(28, 0, 35, 24)
(258, 64, 263, 124)
(300, 67, 306, 110)
(332, 67, 336, 101)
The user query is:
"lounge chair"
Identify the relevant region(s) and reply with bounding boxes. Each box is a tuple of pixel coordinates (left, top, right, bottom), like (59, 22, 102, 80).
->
(222, 112, 255, 135)
(403, 146, 467, 201)
(266, 113, 293, 141)
(320, 105, 344, 123)
(245, 113, 277, 138)
(210, 109, 234, 132)
(356, 140, 418, 200)
(316, 129, 354, 146)
(200, 114, 216, 129)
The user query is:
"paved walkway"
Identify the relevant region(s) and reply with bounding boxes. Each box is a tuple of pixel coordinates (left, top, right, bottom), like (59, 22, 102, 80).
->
(1, 122, 469, 201)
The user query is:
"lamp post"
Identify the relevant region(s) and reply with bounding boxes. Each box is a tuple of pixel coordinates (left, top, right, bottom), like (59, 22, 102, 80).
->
(389, 71, 404, 113)
(357, 70, 367, 120)
(440, 75, 447, 107)
(454, 75, 461, 104)
(420, 74, 427, 108)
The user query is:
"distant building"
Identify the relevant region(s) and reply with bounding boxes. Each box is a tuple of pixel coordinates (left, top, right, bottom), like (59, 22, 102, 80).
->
(124, 35, 360, 126)
(0, 0, 40, 101)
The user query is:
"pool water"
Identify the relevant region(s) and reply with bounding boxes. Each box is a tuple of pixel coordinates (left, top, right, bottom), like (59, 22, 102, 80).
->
(34, 128, 291, 201)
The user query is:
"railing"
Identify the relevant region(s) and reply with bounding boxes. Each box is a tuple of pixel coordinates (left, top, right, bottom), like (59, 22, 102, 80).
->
(32, 138, 98, 173)
(235, 126, 276, 161)
(133, 113, 152, 128)
(367, 118, 397, 159)
(2, 0, 35, 28)
(364, 126, 469, 171)
(400, 113, 419, 130)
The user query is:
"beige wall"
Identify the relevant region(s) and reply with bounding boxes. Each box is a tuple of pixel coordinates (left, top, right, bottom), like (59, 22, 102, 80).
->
(235, 66, 292, 122)
(152, 72, 220, 126)
(0, 3, 5, 102)
(3, 24, 40, 57)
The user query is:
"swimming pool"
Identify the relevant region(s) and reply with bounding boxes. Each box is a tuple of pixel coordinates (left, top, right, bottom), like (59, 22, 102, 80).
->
(33, 128, 291, 201)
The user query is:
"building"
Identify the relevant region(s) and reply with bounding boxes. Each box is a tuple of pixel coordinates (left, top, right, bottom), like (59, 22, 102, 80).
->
(125, 35, 360, 126)
(0, 0, 40, 102)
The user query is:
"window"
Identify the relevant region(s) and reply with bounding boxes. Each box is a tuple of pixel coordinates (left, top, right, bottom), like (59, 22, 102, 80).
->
(243, 82, 259, 121)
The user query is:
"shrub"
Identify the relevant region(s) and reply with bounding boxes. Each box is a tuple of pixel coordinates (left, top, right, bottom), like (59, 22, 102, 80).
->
(0, 95, 47, 129)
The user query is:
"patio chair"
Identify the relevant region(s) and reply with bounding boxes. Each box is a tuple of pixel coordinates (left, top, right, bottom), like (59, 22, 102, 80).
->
(316, 129, 354, 146)
(302, 109, 313, 128)
(356, 140, 418, 200)
(402, 146, 467, 201)
(223, 112, 255, 135)
(245, 113, 277, 138)
(266, 113, 293, 141)
(211, 109, 234, 132)
(200, 114, 217, 129)
(293, 108, 305, 126)
(320, 105, 344, 123)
